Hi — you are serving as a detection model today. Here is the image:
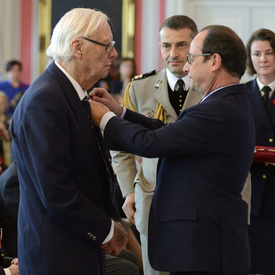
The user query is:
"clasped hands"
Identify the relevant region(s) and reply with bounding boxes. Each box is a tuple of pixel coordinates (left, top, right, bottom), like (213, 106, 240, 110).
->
(88, 88, 123, 127)
(100, 221, 128, 255)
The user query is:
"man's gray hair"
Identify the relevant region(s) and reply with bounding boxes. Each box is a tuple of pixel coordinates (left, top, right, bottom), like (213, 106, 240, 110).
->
(46, 8, 109, 61)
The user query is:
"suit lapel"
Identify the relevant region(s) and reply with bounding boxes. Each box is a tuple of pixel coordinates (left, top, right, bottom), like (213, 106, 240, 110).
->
(47, 63, 101, 158)
(153, 70, 178, 120)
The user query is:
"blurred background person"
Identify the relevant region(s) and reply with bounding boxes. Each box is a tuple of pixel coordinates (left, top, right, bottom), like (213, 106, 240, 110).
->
(245, 28, 275, 275)
(0, 60, 29, 116)
(0, 92, 11, 169)
(109, 57, 136, 104)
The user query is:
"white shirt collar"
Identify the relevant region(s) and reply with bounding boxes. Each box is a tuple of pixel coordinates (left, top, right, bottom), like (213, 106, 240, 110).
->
(55, 61, 87, 100)
(166, 68, 190, 92)
(256, 77, 275, 93)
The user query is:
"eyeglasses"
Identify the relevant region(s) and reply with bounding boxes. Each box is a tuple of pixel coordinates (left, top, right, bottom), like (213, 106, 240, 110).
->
(186, 53, 213, 64)
(78, 37, 115, 53)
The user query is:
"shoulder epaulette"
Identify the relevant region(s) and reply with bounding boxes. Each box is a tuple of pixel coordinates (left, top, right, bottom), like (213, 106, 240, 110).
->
(132, 70, 156, 81)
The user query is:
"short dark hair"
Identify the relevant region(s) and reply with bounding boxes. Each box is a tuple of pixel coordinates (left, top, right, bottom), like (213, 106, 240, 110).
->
(6, 60, 22, 72)
(200, 25, 247, 79)
(246, 28, 275, 76)
(159, 15, 198, 39)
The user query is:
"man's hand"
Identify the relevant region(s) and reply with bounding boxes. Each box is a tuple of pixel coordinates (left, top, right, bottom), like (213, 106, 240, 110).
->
(89, 88, 123, 116)
(100, 221, 128, 255)
(122, 192, 136, 223)
(8, 261, 20, 275)
(88, 99, 110, 127)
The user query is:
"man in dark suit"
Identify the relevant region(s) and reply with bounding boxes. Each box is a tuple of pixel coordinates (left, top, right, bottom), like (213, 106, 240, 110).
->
(89, 25, 255, 275)
(10, 8, 128, 275)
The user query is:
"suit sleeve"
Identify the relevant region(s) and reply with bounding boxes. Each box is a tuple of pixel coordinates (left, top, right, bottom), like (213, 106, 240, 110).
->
(105, 103, 224, 158)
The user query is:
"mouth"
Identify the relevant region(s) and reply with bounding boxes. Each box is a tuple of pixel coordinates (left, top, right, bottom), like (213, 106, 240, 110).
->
(260, 66, 269, 69)
(168, 60, 183, 66)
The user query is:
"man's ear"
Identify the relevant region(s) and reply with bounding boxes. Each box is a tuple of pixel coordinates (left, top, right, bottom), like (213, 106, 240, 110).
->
(71, 38, 82, 58)
(211, 53, 222, 71)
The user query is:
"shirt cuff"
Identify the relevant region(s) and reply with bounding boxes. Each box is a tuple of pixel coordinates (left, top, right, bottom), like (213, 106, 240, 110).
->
(4, 268, 11, 275)
(99, 107, 126, 131)
(102, 219, 114, 244)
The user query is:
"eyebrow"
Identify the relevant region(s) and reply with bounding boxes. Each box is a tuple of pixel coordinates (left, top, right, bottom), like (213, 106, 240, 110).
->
(252, 49, 273, 53)
(161, 41, 188, 45)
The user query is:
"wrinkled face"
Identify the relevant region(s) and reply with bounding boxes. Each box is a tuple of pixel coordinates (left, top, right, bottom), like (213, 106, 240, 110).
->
(251, 40, 275, 81)
(159, 27, 193, 78)
(81, 22, 118, 82)
(7, 64, 21, 82)
(183, 30, 212, 97)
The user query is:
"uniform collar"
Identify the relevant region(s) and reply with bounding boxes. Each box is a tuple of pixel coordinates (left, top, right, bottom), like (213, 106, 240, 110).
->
(166, 68, 190, 92)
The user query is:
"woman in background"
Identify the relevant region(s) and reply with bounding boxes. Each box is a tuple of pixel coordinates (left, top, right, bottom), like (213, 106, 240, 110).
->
(109, 57, 136, 104)
(245, 28, 275, 275)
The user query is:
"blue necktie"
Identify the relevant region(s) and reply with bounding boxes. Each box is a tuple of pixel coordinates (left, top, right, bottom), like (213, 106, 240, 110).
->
(82, 97, 116, 202)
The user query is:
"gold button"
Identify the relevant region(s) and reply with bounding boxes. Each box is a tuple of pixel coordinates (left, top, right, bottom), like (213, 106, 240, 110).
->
(179, 104, 182, 107)
(179, 95, 182, 98)
(265, 163, 269, 166)
(269, 138, 273, 143)
(262, 174, 267, 179)
(179, 99, 182, 102)
(92, 236, 97, 241)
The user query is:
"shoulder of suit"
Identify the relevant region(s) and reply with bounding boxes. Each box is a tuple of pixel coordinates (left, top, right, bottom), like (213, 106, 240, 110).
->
(132, 70, 157, 81)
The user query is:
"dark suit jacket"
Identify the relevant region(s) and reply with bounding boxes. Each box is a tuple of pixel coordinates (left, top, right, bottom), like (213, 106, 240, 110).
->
(0, 267, 4, 275)
(0, 161, 19, 257)
(10, 62, 119, 275)
(105, 84, 255, 273)
(245, 78, 275, 217)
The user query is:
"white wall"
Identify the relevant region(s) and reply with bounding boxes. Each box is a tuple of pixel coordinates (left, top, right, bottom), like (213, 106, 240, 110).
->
(0, 0, 21, 80)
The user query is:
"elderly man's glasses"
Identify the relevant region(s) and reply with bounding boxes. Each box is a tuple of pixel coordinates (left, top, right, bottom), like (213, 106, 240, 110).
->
(79, 37, 115, 53)
(186, 53, 212, 64)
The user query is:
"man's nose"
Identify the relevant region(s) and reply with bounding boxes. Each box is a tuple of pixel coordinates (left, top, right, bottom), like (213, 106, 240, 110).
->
(183, 61, 190, 72)
(170, 45, 179, 58)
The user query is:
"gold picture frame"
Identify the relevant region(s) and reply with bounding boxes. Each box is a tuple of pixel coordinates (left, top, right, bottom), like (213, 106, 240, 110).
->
(122, 0, 135, 58)
(38, 0, 52, 75)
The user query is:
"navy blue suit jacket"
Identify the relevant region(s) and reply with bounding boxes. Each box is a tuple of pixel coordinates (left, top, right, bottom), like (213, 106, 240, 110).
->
(105, 84, 255, 273)
(245, 78, 275, 217)
(10, 62, 118, 275)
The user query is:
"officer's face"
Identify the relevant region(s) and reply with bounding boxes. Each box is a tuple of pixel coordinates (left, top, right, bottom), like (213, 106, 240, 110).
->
(159, 27, 193, 78)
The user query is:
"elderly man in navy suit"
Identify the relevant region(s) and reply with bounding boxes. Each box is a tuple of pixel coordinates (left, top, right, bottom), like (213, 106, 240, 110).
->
(88, 25, 255, 275)
(10, 8, 128, 275)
